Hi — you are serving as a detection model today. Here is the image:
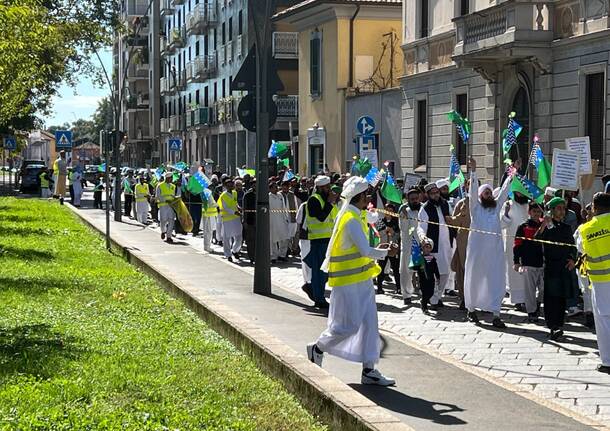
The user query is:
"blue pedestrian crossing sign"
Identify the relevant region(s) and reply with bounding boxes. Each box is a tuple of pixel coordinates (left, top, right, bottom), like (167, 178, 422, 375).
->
(356, 116, 376, 136)
(55, 130, 73, 150)
(3, 137, 17, 150)
(168, 138, 182, 152)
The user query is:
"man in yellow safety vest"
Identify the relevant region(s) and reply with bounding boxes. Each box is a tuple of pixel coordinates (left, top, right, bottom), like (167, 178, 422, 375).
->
(581, 192, 610, 374)
(39, 167, 51, 199)
(134, 176, 150, 225)
(303, 175, 338, 308)
(218, 177, 242, 262)
(156, 172, 176, 243)
(201, 188, 219, 253)
(306, 175, 398, 386)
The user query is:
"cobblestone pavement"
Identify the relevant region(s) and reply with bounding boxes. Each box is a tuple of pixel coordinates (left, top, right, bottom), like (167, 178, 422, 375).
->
(152, 225, 609, 429)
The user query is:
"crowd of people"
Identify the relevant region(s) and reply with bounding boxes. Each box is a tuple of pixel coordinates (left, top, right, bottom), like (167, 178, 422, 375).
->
(68, 155, 610, 384)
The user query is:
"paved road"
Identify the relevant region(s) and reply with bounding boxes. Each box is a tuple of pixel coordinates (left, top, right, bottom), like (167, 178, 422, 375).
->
(65, 190, 609, 430)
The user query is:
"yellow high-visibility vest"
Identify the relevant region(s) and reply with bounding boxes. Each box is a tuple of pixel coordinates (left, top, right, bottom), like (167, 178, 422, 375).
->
(327, 207, 381, 287)
(39, 172, 49, 188)
(219, 190, 239, 222)
(581, 213, 610, 283)
(157, 182, 176, 207)
(202, 195, 219, 218)
(306, 193, 337, 240)
(134, 183, 149, 203)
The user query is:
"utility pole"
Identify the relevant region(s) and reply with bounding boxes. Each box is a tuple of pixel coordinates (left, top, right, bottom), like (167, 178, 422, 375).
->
(101, 130, 111, 250)
(251, 0, 274, 295)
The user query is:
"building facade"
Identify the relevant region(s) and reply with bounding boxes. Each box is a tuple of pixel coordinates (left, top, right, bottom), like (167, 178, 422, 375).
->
(274, 0, 403, 176)
(401, 0, 610, 183)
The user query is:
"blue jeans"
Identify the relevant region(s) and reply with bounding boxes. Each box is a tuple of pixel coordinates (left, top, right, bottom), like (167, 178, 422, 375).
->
(304, 238, 329, 302)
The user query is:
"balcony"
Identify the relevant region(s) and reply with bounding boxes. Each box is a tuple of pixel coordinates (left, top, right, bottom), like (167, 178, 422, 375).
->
(128, 125, 151, 142)
(125, 0, 148, 16)
(160, 38, 169, 57)
(272, 32, 298, 59)
(134, 48, 149, 71)
(161, 0, 174, 16)
(168, 27, 186, 51)
(186, 3, 218, 36)
(453, 0, 554, 78)
(169, 115, 183, 132)
(137, 93, 149, 106)
(125, 33, 147, 47)
(186, 107, 210, 128)
(273, 95, 298, 118)
(218, 45, 226, 66)
(126, 62, 148, 81)
(172, 0, 185, 4)
(160, 77, 171, 95)
(126, 94, 149, 110)
(168, 70, 187, 92)
(186, 54, 217, 83)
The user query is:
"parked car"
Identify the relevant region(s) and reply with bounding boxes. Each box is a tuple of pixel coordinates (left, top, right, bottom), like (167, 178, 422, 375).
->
(20, 164, 45, 193)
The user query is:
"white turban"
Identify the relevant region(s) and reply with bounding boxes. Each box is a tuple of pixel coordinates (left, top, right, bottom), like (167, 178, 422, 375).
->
(314, 175, 330, 187)
(424, 183, 438, 192)
(436, 179, 450, 189)
(341, 176, 369, 200)
(478, 184, 493, 196)
(545, 186, 557, 197)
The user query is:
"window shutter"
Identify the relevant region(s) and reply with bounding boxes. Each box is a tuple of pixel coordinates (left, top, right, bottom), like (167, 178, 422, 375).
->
(586, 73, 605, 164)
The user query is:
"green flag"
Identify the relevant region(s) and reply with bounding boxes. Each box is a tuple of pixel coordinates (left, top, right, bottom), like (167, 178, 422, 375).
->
(122, 179, 133, 194)
(380, 178, 403, 204)
(511, 175, 532, 199)
(353, 157, 372, 177)
(187, 175, 204, 195)
(537, 158, 552, 191)
(277, 158, 290, 169)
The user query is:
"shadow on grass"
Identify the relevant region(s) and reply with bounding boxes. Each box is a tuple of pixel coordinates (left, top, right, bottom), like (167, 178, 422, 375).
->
(0, 324, 83, 379)
(0, 276, 76, 294)
(0, 244, 55, 261)
(0, 225, 56, 238)
(0, 214, 40, 223)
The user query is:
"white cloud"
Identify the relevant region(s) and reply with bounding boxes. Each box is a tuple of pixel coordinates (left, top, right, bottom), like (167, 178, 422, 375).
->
(53, 95, 104, 109)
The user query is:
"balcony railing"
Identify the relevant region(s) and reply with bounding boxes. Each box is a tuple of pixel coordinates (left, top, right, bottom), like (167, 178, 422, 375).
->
(126, 63, 148, 81)
(169, 115, 183, 132)
(169, 26, 186, 50)
(137, 93, 149, 106)
(272, 32, 298, 59)
(194, 107, 210, 126)
(226, 41, 233, 63)
(186, 3, 218, 36)
(160, 118, 169, 134)
(125, 34, 147, 47)
(172, 0, 185, 5)
(126, 94, 149, 110)
(186, 54, 217, 82)
(160, 77, 171, 95)
(128, 125, 151, 141)
(454, 0, 554, 52)
(161, 0, 174, 16)
(273, 95, 299, 118)
(125, 0, 148, 16)
(160, 38, 169, 57)
(218, 45, 226, 66)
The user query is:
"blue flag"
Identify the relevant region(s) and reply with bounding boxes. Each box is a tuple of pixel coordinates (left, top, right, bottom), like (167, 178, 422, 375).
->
(409, 237, 424, 269)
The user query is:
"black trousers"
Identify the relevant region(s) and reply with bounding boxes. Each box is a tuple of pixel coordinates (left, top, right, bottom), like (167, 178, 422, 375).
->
(69, 185, 74, 204)
(93, 191, 103, 209)
(150, 200, 158, 222)
(124, 194, 133, 216)
(419, 276, 435, 307)
(544, 294, 566, 330)
(377, 255, 401, 291)
(243, 224, 256, 262)
(188, 202, 202, 235)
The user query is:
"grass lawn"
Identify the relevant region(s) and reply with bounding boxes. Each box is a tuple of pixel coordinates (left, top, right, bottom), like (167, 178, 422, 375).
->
(0, 197, 326, 431)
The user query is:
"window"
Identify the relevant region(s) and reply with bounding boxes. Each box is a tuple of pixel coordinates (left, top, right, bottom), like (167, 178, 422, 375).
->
(204, 35, 208, 55)
(460, 0, 469, 16)
(228, 17, 233, 41)
(310, 31, 322, 97)
(196, 90, 200, 105)
(222, 78, 226, 98)
(455, 93, 468, 164)
(195, 41, 199, 56)
(204, 86, 209, 107)
(222, 22, 226, 45)
(420, 0, 429, 38)
(416, 99, 427, 166)
(214, 82, 217, 102)
(586, 73, 605, 164)
(238, 11, 243, 35)
(213, 29, 217, 50)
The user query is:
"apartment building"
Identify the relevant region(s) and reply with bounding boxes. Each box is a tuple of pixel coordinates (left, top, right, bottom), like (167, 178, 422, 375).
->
(115, 0, 155, 167)
(401, 0, 610, 183)
(273, 0, 403, 176)
(158, 0, 300, 174)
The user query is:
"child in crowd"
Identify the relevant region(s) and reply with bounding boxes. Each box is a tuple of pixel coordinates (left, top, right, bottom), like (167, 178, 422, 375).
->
(418, 238, 440, 314)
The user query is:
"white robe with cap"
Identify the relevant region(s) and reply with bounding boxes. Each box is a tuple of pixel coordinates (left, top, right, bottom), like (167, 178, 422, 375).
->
(500, 200, 529, 303)
(464, 172, 512, 314)
(316, 204, 387, 364)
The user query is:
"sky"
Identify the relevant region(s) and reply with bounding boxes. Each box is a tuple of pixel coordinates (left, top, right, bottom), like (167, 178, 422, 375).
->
(42, 50, 113, 127)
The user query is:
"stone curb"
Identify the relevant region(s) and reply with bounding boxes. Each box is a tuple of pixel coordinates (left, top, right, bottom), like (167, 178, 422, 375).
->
(67, 206, 414, 431)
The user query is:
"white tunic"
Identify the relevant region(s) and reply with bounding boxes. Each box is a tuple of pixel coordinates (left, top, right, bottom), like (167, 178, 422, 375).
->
(500, 200, 529, 303)
(316, 205, 388, 364)
(417, 204, 452, 275)
(269, 192, 290, 244)
(464, 172, 512, 314)
(72, 172, 83, 206)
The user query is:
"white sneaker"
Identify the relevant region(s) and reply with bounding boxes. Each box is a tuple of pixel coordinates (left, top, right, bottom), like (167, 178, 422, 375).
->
(567, 306, 583, 317)
(306, 343, 323, 367)
(361, 368, 396, 386)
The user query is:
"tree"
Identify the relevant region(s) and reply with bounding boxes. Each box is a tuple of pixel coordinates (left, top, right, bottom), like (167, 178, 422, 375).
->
(91, 96, 114, 145)
(0, 0, 120, 132)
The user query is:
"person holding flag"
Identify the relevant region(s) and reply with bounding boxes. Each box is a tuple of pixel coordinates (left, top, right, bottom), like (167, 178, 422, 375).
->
(307, 176, 398, 386)
(399, 188, 423, 305)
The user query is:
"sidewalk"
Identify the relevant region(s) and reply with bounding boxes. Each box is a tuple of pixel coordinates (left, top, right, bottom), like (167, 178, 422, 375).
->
(71, 192, 606, 430)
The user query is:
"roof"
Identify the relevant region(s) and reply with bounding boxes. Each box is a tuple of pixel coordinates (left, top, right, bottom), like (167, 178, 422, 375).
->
(273, 0, 401, 20)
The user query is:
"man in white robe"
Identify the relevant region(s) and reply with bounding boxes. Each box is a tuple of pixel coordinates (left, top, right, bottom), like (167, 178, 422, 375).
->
(307, 176, 397, 386)
(417, 182, 454, 309)
(269, 181, 290, 262)
(464, 157, 514, 328)
(501, 191, 530, 309)
(72, 170, 83, 207)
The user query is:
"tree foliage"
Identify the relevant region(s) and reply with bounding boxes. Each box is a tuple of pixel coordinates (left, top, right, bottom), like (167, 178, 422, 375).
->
(0, 0, 120, 132)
